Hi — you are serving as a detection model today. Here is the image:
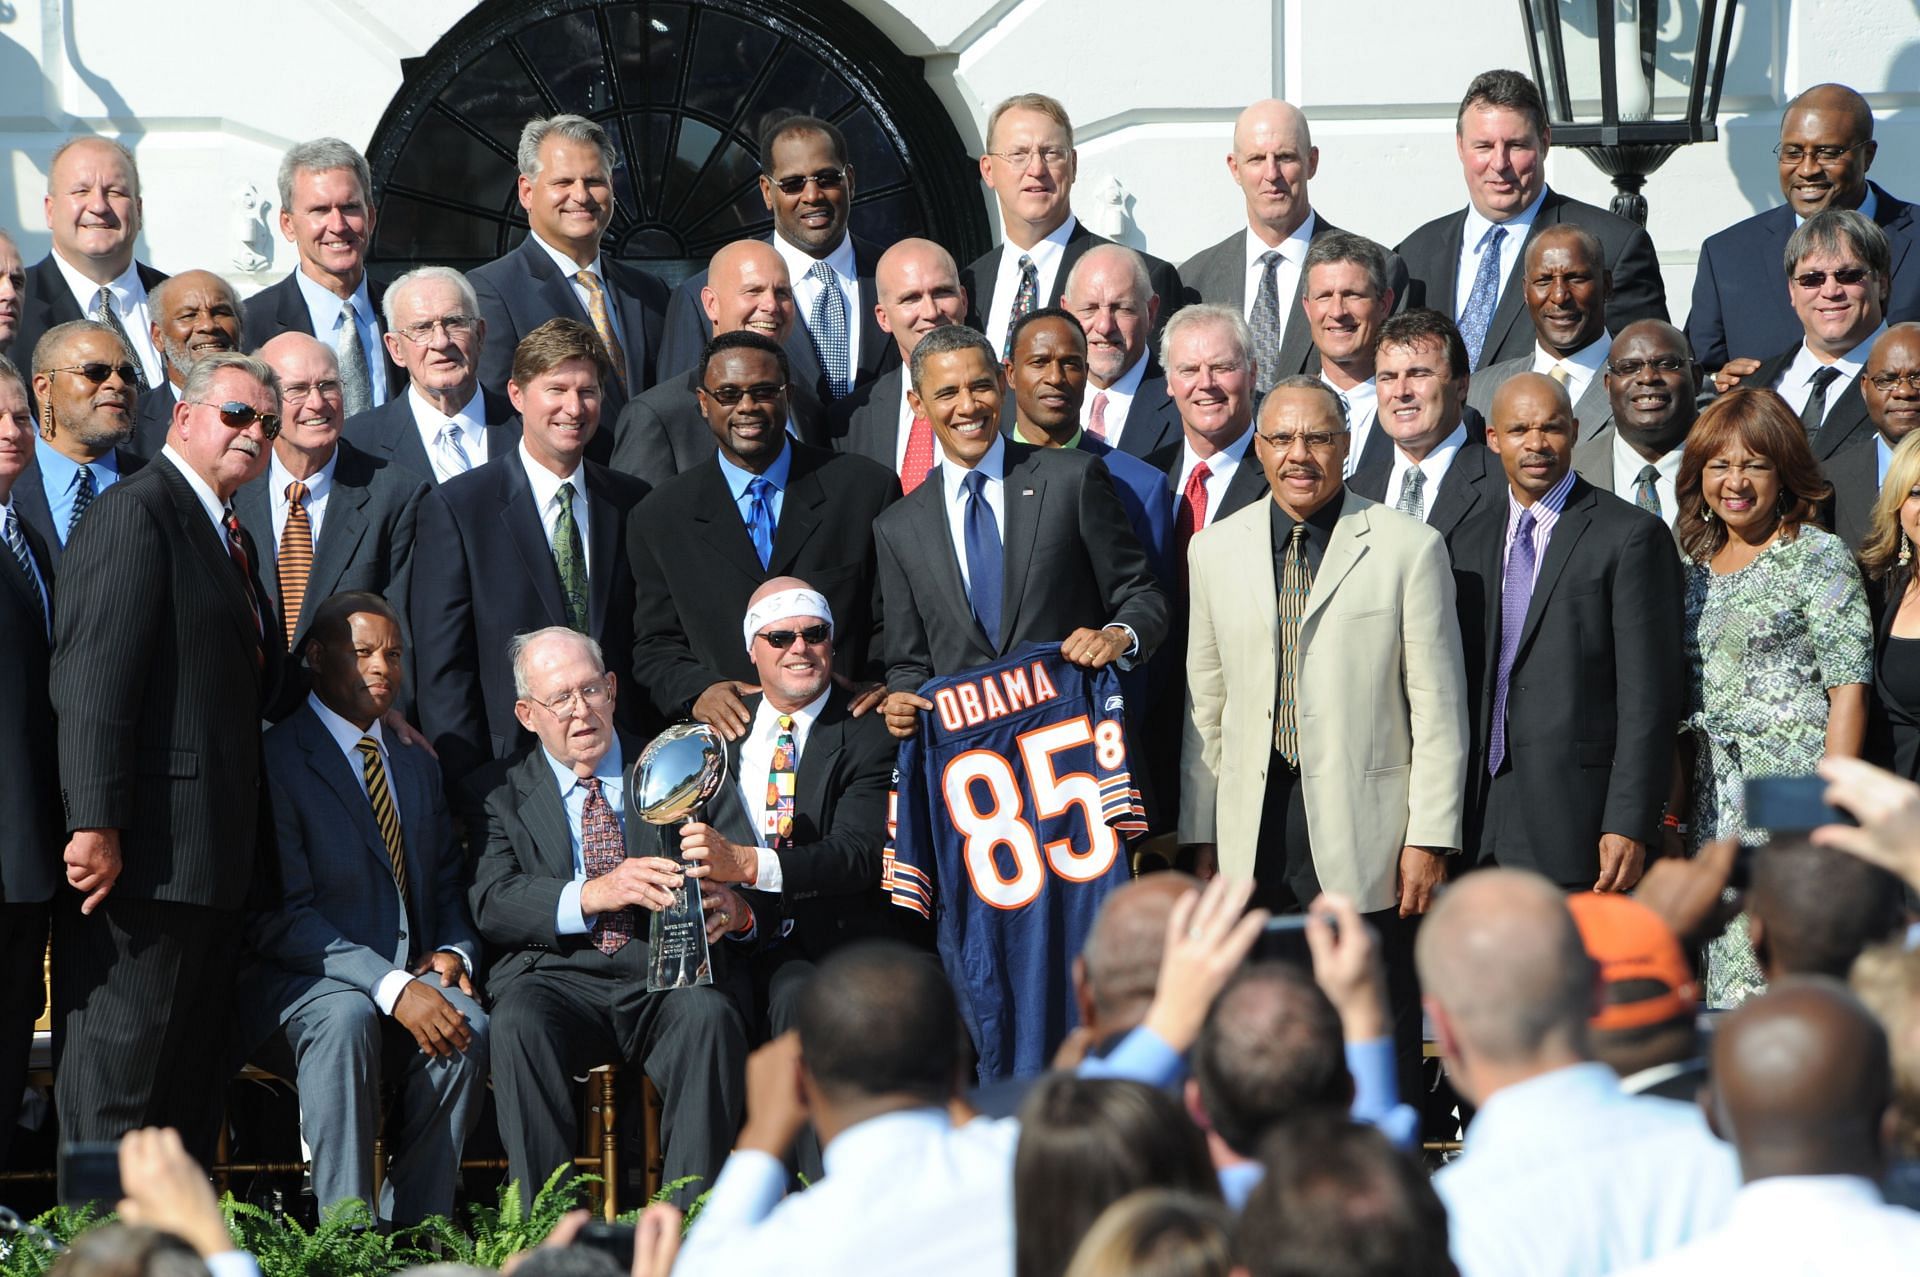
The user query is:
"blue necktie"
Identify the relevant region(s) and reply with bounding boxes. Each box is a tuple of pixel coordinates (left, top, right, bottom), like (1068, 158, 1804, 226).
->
(68, 463, 96, 541)
(1459, 224, 1508, 369)
(1488, 509, 1537, 776)
(745, 476, 775, 570)
(962, 470, 1003, 645)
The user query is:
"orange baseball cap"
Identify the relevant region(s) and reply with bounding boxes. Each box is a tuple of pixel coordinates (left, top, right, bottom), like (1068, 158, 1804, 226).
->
(1566, 893, 1698, 1032)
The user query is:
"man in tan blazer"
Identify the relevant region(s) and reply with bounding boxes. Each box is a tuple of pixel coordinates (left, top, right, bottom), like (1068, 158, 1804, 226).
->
(1181, 374, 1468, 1097)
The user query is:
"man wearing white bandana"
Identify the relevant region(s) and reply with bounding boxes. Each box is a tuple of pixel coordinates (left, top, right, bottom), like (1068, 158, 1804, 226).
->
(679, 576, 902, 1180)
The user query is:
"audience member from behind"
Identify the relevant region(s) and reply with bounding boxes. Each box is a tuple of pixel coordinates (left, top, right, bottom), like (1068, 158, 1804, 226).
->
(1069, 872, 1200, 1060)
(1015, 1075, 1220, 1277)
(1849, 942, 1920, 1209)
(1061, 1190, 1234, 1277)
(1565, 893, 1705, 1101)
(50, 1127, 260, 1277)
(1420, 869, 1736, 1277)
(673, 877, 1265, 1277)
(1746, 837, 1905, 985)
(1237, 1116, 1457, 1277)
(1617, 979, 1920, 1276)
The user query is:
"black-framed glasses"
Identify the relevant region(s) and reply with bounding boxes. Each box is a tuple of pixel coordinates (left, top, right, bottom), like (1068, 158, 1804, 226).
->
(1867, 372, 1920, 393)
(1774, 141, 1870, 165)
(530, 681, 612, 715)
(1606, 357, 1690, 377)
(1258, 429, 1348, 451)
(189, 400, 281, 439)
(280, 379, 342, 403)
(699, 382, 786, 407)
(766, 169, 846, 195)
(757, 624, 831, 650)
(1791, 267, 1873, 290)
(48, 362, 139, 386)
(396, 315, 479, 344)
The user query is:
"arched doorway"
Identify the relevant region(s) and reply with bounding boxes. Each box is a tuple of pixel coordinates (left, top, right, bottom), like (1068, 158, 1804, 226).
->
(364, 0, 989, 286)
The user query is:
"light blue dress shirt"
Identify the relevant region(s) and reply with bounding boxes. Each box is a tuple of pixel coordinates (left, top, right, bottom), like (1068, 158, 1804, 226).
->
(715, 439, 792, 531)
(1435, 1062, 1738, 1277)
(33, 437, 123, 545)
(543, 740, 626, 936)
(293, 269, 388, 408)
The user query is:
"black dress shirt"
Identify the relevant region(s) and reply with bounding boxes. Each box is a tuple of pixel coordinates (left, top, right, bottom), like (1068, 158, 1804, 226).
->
(1267, 490, 1345, 577)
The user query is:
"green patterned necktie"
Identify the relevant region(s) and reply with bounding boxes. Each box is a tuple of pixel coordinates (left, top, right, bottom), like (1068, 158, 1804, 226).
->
(553, 480, 589, 632)
(1634, 464, 1662, 518)
(1274, 524, 1312, 767)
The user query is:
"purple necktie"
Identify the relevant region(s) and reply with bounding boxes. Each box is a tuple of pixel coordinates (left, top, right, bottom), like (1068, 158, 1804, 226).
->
(1487, 509, 1536, 777)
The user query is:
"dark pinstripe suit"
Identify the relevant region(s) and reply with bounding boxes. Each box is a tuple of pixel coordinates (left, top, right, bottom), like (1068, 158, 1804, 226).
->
(48, 453, 283, 1165)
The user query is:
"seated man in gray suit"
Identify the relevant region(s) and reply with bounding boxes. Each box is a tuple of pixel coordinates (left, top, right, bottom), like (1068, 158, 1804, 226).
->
(471, 626, 753, 1207)
(238, 591, 488, 1228)
(1465, 224, 1614, 435)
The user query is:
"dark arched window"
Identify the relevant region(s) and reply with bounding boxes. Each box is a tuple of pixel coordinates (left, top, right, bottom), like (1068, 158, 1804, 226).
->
(365, 0, 990, 285)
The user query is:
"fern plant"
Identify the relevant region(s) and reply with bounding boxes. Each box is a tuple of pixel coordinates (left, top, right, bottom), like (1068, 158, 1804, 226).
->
(402, 1164, 599, 1269)
(0, 1204, 102, 1277)
(223, 1196, 431, 1277)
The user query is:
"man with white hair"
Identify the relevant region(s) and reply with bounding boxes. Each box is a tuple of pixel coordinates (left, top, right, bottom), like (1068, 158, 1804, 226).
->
(676, 575, 899, 1178)
(344, 265, 522, 487)
(1062, 243, 1184, 459)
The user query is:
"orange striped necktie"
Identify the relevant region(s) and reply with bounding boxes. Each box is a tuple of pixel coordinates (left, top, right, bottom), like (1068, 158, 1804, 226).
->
(279, 480, 313, 645)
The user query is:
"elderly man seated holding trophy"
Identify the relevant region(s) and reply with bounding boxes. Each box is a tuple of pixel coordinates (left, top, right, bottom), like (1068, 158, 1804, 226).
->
(470, 625, 754, 1208)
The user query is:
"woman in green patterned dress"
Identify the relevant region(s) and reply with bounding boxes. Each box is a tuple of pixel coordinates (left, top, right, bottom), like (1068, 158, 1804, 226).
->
(1675, 388, 1872, 1007)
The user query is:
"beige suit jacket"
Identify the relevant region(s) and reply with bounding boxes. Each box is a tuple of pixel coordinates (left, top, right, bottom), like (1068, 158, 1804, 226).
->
(1179, 493, 1469, 913)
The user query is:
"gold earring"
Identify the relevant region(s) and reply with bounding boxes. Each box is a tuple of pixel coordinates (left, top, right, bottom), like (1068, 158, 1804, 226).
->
(1902, 531, 1913, 567)
(40, 405, 54, 441)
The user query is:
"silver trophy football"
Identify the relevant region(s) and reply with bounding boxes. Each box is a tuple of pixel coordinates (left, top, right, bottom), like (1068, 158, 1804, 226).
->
(628, 722, 728, 992)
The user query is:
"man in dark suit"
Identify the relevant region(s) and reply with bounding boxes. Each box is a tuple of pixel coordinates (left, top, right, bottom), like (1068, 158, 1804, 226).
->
(236, 333, 427, 667)
(14, 137, 168, 396)
(1147, 305, 1272, 565)
(411, 319, 650, 782)
(608, 241, 828, 486)
(1301, 232, 1398, 477)
(657, 116, 892, 406)
(1452, 373, 1682, 893)
(629, 330, 896, 733)
(238, 592, 487, 1226)
(133, 271, 245, 456)
(1465, 225, 1616, 433)
(19, 320, 144, 566)
(832, 238, 970, 488)
(1832, 323, 1920, 550)
(1735, 208, 1891, 465)
(873, 324, 1168, 737)
(1180, 100, 1408, 393)
(471, 626, 750, 1207)
(470, 115, 670, 443)
(1349, 310, 1499, 551)
(1062, 243, 1184, 459)
(1395, 70, 1666, 372)
(0, 354, 58, 1173)
(344, 266, 521, 487)
(1689, 84, 1920, 375)
(0, 230, 24, 358)
(1573, 319, 1699, 532)
(963, 93, 1182, 355)
(49, 351, 283, 1167)
(244, 139, 399, 412)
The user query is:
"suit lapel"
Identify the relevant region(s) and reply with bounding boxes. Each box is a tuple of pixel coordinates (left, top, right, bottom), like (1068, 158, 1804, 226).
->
(607, 269, 652, 383)
(523, 237, 589, 326)
(1514, 483, 1593, 657)
(1428, 443, 1489, 536)
(690, 462, 766, 581)
(298, 708, 394, 881)
(712, 719, 758, 846)
(157, 456, 260, 646)
(584, 466, 620, 634)
(1815, 380, 1872, 461)
(234, 474, 278, 614)
(1050, 226, 1095, 307)
(1572, 424, 1617, 490)
(12, 466, 60, 569)
(304, 461, 373, 631)
(796, 693, 847, 830)
(498, 459, 569, 626)
(515, 752, 580, 879)
(998, 446, 1046, 649)
(769, 446, 826, 573)
(910, 473, 973, 638)
(1301, 503, 1368, 627)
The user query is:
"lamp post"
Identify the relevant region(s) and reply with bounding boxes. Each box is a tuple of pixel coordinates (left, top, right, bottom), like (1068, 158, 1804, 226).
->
(1517, 0, 1740, 225)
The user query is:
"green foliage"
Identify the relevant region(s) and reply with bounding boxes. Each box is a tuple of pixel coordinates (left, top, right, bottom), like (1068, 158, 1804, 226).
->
(404, 1165, 598, 1269)
(0, 1204, 103, 1277)
(224, 1197, 432, 1277)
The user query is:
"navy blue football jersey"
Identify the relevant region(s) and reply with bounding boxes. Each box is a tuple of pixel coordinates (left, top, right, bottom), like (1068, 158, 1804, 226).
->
(885, 642, 1145, 1081)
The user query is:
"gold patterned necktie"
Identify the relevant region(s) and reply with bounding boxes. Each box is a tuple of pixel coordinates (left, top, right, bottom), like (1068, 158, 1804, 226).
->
(356, 735, 410, 905)
(575, 270, 629, 392)
(1274, 524, 1312, 766)
(279, 479, 313, 645)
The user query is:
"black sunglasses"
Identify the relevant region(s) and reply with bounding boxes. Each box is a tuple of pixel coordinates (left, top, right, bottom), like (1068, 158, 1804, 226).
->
(1791, 267, 1872, 290)
(49, 362, 140, 386)
(766, 169, 846, 195)
(757, 624, 831, 649)
(189, 400, 282, 439)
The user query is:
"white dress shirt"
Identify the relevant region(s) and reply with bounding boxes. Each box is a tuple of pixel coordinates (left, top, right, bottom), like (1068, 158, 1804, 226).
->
(1531, 331, 1611, 411)
(409, 383, 491, 484)
(529, 230, 624, 350)
(52, 253, 163, 387)
(518, 441, 592, 579)
(545, 739, 626, 935)
(1501, 467, 1578, 588)
(1775, 323, 1885, 423)
(1614, 1175, 1920, 1277)
(294, 269, 388, 408)
(938, 433, 1008, 594)
(1454, 188, 1549, 322)
(268, 447, 338, 550)
(1173, 425, 1255, 527)
(891, 376, 918, 474)
(1082, 353, 1151, 450)
(775, 233, 861, 374)
(1385, 424, 1467, 523)
(1435, 1063, 1738, 1277)
(1609, 435, 1683, 528)
(730, 688, 830, 893)
(984, 215, 1077, 357)
(159, 444, 229, 540)
(1243, 213, 1317, 344)
(1325, 374, 1378, 479)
